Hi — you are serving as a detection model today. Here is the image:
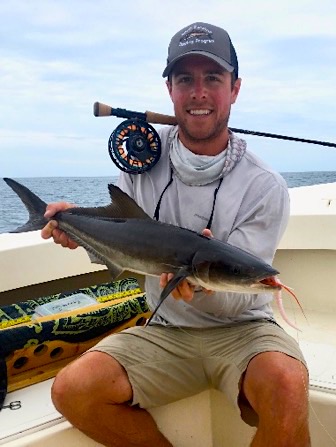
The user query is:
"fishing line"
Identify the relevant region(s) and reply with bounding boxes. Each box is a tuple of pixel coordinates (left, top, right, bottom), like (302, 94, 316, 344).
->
(307, 382, 336, 445)
(299, 347, 336, 444)
(276, 290, 317, 441)
(290, 306, 336, 445)
(178, 294, 336, 444)
(97, 101, 336, 440)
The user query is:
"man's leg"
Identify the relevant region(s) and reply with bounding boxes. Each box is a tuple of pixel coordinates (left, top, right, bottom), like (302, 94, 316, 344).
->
(51, 351, 172, 447)
(242, 351, 310, 447)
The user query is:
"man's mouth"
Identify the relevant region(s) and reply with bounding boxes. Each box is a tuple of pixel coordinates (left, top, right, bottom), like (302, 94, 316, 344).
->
(188, 109, 212, 116)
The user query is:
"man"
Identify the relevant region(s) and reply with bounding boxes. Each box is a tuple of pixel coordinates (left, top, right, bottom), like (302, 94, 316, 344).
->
(42, 22, 310, 446)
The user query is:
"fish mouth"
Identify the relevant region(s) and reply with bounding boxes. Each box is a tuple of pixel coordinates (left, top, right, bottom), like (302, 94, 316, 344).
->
(257, 276, 282, 290)
(245, 275, 281, 291)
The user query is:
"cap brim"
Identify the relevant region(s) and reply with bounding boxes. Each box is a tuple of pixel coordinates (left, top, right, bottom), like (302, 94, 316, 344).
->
(162, 50, 234, 78)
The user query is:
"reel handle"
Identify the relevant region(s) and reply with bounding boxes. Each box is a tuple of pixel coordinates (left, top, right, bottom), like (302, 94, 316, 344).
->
(93, 102, 177, 126)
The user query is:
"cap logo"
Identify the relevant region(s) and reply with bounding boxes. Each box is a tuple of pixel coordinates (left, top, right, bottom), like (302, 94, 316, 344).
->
(179, 25, 214, 48)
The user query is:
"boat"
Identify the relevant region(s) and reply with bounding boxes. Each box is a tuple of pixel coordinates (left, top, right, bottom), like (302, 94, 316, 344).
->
(0, 179, 335, 446)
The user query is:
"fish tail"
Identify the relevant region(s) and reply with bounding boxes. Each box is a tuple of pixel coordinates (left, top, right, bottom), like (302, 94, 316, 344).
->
(3, 178, 48, 232)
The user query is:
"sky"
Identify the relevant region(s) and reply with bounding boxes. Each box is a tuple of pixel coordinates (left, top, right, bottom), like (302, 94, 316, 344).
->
(1, 0, 336, 178)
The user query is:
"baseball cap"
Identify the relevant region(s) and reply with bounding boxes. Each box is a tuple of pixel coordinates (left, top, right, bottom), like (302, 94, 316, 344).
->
(162, 22, 238, 78)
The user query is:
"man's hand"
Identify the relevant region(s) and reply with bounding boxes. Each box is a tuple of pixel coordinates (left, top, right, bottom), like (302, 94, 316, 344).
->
(159, 272, 195, 301)
(159, 228, 214, 302)
(41, 202, 79, 249)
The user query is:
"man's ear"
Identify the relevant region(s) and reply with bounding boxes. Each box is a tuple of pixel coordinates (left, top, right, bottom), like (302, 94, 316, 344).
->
(231, 78, 242, 105)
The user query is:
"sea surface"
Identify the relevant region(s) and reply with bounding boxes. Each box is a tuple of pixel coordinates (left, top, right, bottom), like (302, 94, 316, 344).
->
(1, 171, 335, 234)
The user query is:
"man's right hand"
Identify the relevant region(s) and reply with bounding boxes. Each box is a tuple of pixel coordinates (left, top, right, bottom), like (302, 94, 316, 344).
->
(41, 202, 79, 249)
(159, 228, 214, 302)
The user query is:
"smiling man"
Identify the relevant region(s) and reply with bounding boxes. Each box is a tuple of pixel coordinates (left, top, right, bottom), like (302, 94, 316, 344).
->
(167, 55, 240, 154)
(164, 23, 240, 156)
(45, 22, 310, 447)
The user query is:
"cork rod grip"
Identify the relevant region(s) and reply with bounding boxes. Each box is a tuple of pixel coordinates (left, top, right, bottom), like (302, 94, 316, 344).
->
(93, 102, 113, 117)
(145, 110, 177, 125)
(93, 102, 177, 125)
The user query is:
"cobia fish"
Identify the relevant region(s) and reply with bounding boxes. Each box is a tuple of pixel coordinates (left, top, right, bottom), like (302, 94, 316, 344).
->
(3, 177, 303, 329)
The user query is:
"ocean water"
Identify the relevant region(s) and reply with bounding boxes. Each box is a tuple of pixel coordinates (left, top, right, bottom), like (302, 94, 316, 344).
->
(0, 171, 335, 234)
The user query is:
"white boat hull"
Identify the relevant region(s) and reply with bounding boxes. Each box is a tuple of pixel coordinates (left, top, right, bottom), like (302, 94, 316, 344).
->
(1, 182, 336, 446)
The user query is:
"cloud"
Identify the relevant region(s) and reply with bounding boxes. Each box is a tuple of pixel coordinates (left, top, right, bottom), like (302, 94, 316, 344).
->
(0, 0, 335, 176)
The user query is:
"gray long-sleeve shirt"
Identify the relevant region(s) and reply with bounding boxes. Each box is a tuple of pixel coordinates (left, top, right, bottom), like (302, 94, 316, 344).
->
(117, 126, 289, 327)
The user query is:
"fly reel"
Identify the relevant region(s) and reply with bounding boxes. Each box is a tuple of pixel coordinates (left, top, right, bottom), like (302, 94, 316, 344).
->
(108, 118, 161, 174)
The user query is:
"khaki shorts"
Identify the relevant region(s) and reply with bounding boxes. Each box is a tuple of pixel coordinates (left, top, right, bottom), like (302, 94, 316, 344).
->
(88, 320, 307, 426)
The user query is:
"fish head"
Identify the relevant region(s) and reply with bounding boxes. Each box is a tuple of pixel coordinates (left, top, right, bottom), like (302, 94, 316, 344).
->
(191, 242, 280, 293)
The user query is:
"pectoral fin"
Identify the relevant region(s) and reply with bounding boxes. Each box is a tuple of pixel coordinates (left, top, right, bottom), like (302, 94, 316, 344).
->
(145, 267, 189, 327)
(106, 263, 123, 280)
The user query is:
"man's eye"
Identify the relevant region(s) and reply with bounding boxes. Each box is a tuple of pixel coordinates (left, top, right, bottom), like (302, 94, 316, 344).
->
(177, 76, 191, 83)
(207, 75, 220, 82)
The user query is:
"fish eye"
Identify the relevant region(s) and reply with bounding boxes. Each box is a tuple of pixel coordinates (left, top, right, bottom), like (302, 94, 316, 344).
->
(231, 266, 241, 275)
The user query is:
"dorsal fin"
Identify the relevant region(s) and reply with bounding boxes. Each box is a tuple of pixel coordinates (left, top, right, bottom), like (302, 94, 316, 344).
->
(68, 185, 151, 220)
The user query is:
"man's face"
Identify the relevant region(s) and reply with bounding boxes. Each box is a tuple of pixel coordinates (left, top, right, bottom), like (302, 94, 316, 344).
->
(166, 54, 241, 154)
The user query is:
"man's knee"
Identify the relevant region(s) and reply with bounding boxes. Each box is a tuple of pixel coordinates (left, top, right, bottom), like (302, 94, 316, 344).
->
(266, 365, 308, 416)
(243, 352, 309, 416)
(51, 351, 133, 413)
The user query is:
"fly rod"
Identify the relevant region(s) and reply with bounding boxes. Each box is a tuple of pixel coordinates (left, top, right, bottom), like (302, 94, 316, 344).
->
(93, 101, 336, 148)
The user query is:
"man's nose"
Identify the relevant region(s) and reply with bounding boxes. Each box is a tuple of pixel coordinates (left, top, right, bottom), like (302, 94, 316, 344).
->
(191, 79, 207, 99)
